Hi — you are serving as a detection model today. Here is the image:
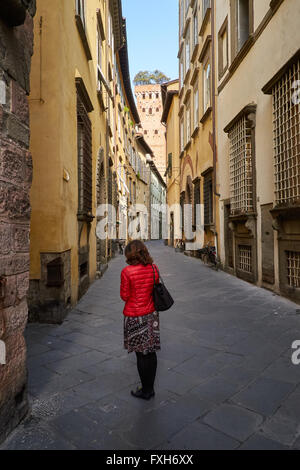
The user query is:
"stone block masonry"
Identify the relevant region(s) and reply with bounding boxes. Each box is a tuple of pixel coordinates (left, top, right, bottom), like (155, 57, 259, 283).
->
(0, 0, 36, 444)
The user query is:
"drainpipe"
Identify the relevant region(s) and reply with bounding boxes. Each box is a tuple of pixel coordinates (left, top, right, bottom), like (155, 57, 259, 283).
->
(211, 0, 220, 255)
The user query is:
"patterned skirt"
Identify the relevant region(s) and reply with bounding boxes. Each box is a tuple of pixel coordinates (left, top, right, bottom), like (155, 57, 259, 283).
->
(124, 311, 161, 355)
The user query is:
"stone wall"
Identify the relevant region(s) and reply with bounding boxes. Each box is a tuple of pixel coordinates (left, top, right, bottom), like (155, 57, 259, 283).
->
(0, 0, 36, 444)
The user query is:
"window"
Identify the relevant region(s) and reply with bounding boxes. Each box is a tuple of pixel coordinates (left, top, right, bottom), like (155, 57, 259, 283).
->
(180, 0, 184, 36)
(204, 172, 213, 225)
(168, 153, 173, 177)
(77, 92, 92, 215)
(237, 0, 250, 52)
(228, 115, 253, 215)
(144, 130, 147, 135)
(156, 93, 159, 99)
(97, 25, 102, 72)
(108, 12, 112, 47)
(185, 27, 190, 72)
(186, 104, 191, 144)
(118, 113, 121, 139)
(149, 93, 152, 99)
(143, 93, 145, 99)
(133, 182, 136, 203)
(193, 87, 199, 129)
(149, 108, 152, 115)
(272, 58, 300, 206)
(218, 18, 228, 79)
(180, 193, 185, 230)
(239, 245, 252, 273)
(203, 60, 211, 112)
(180, 118, 184, 152)
(286, 251, 300, 288)
(76, 0, 85, 28)
(47, 258, 64, 287)
(193, 179, 201, 227)
(185, 0, 190, 18)
(202, 0, 211, 18)
(180, 54, 184, 89)
(155, 130, 158, 135)
(156, 107, 159, 112)
(193, 7, 198, 48)
(142, 108, 145, 112)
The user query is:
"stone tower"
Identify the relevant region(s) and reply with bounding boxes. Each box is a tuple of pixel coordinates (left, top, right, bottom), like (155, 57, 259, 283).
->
(135, 84, 166, 179)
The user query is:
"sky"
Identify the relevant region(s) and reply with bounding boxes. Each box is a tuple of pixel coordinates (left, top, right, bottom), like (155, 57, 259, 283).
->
(122, 0, 179, 87)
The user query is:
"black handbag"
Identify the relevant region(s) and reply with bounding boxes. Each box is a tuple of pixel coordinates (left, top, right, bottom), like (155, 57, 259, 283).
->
(151, 264, 174, 312)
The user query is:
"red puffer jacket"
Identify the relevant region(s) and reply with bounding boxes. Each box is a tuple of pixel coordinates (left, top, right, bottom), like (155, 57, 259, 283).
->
(120, 263, 159, 317)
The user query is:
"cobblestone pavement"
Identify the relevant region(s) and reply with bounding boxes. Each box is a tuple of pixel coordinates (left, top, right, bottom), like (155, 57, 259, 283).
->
(2, 241, 300, 450)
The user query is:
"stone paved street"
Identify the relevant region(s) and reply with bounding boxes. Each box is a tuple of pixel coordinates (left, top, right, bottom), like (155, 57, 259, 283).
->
(2, 241, 300, 450)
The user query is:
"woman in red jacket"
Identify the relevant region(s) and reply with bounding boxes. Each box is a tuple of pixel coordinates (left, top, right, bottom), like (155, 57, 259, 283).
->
(120, 240, 160, 400)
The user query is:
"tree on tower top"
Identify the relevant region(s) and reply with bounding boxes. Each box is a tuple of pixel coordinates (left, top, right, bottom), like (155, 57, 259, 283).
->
(134, 70, 171, 86)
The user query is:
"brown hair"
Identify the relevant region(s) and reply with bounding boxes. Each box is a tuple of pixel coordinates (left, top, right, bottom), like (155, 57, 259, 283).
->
(125, 240, 153, 266)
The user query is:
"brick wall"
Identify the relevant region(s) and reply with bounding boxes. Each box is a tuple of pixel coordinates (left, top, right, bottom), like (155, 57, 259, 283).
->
(0, 0, 36, 444)
(135, 84, 166, 179)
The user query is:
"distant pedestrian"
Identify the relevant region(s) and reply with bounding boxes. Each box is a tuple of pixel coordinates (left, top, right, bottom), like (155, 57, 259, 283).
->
(120, 240, 160, 400)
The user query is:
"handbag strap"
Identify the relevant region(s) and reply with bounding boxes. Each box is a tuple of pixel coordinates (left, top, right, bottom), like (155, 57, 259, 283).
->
(152, 264, 164, 286)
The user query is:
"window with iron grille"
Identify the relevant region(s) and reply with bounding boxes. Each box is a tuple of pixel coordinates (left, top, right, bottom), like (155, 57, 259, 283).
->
(229, 115, 253, 215)
(239, 245, 252, 273)
(77, 94, 92, 216)
(204, 173, 213, 225)
(286, 251, 300, 288)
(193, 179, 201, 227)
(272, 59, 300, 206)
(47, 258, 64, 287)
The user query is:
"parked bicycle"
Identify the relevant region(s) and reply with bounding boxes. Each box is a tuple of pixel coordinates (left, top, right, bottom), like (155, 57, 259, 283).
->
(197, 242, 219, 270)
(175, 239, 185, 252)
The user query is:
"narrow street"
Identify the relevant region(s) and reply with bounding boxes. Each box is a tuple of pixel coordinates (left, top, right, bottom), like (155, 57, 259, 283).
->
(2, 241, 300, 450)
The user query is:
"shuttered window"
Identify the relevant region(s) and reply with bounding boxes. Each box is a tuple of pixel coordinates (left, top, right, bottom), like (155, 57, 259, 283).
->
(77, 94, 92, 215)
(204, 173, 213, 225)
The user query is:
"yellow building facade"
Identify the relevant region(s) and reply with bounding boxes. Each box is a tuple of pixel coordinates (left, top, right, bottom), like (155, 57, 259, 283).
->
(176, 0, 219, 252)
(28, 0, 149, 322)
(161, 79, 180, 246)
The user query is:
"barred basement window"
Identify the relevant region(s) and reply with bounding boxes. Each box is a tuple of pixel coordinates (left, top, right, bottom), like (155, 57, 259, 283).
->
(272, 59, 300, 206)
(229, 115, 253, 215)
(286, 251, 300, 288)
(77, 95, 92, 215)
(47, 258, 64, 287)
(204, 173, 213, 225)
(239, 245, 252, 273)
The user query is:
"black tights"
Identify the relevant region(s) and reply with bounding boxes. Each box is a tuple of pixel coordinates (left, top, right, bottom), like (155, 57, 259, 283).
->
(135, 352, 157, 394)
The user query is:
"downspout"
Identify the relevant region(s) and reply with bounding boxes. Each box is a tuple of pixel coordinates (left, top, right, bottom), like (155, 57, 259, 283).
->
(211, 0, 220, 255)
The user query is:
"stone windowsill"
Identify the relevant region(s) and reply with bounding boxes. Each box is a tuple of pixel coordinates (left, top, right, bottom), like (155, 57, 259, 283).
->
(75, 15, 92, 61)
(191, 43, 199, 63)
(200, 106, 212, 124)
(199, 8, 211, 37)
(229, 35, 255, 76)
(191, 126, 199, 139)
(184, 139, 192, 151)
